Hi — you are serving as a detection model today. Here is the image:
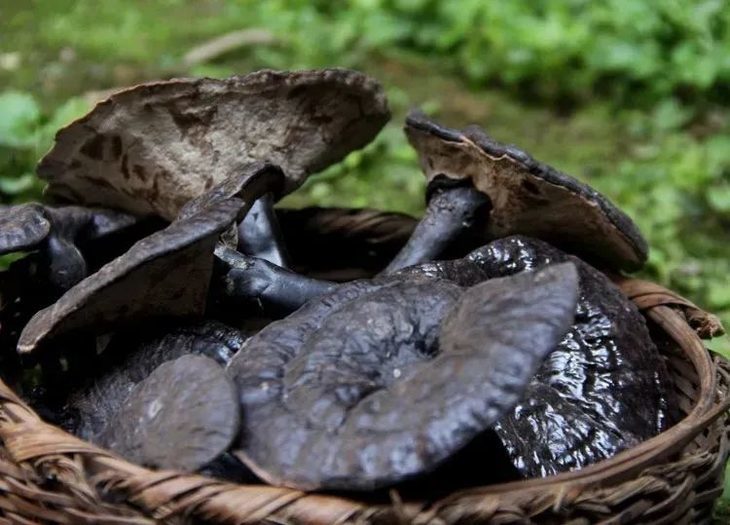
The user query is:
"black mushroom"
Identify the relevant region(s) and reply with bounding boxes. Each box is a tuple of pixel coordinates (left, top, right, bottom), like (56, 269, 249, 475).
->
(17, 164, 282, 356)
(61, 321, 243, 435)
(99, 354, 239, 471)
(400, 235, 672, 477)
(0, 203, 141, 292)
(385, 111, 648, 273)
(227, 263, 579, 490)
(47, 321, 246, 470)
(16, 199, 241, 356)
(37, 68, 390, 267)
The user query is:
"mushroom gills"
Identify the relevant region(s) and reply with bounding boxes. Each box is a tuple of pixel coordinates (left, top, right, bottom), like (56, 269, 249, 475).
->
(383, 177, 491, 273)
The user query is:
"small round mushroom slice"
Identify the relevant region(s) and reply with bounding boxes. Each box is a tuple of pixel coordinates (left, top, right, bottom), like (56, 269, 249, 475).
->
(17, 197, 243, 356)
(99, 354, 239, 472)
(387, 111, 648, 272)
(228, 263, 579, 490)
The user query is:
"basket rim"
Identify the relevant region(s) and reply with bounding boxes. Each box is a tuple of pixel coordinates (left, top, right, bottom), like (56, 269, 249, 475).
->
(0, 208, 727, 523)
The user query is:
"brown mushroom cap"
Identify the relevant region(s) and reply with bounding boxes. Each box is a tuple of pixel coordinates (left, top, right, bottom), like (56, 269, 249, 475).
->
(99, 354, 239, 472)
(405, 111, 648, 271)
(38, 68, 390, 220)
(17, 198, 242, 355)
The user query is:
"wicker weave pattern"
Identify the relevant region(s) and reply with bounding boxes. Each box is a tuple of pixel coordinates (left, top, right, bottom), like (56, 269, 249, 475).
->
(0, 208, 726, 524)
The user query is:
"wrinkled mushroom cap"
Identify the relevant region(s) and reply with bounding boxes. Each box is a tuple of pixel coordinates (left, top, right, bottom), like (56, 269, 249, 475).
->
(228, 263, 579, 490)
(38, 68, 390, 220)
(405, 112, 648, 271)
(99, 354, 239, 471)
(17, 198, 241, 355)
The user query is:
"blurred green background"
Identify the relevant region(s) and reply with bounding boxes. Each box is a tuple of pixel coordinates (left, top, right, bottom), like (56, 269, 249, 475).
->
(1, 0, 729, 514)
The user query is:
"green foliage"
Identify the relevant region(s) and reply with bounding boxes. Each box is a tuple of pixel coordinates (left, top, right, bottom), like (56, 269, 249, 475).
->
(0, 91, 89, 204)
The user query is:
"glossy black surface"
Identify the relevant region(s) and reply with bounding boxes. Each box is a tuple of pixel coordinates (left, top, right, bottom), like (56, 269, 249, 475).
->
(227, 264, 579, 490)
(213, 245, 336, 315)
(384, 182, 491, 273)
(461, 236, 671, 477)
(238, 194, 291, 267)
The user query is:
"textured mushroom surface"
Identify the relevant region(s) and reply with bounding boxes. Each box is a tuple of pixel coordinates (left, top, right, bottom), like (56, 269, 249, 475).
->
(61, 320, 245, 440)
(0, 204, 51, 254)
(39, 68, 390, 220)
(405, 112, 648, 271)
(98, 354, 239, 471)
(228, 264, 579, 490)
(17, 198, 242, 355)
(401, 235, 671, 477)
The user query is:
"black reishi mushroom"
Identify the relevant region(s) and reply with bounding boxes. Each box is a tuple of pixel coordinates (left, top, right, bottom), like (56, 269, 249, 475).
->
(38, 69, 390, 266)
(16, 198, 242, 356)
(58, 320, 244, 441)
(400, 235, 672, 477)
(387, 111, 648, 273)
(99, 354, 239, 472)
(212, 245, 337, 314)
(227, 263, 579, 490)
(17, 163, 281, 356)
(0, 204, 141, 292)
(384, 178, 491, 273)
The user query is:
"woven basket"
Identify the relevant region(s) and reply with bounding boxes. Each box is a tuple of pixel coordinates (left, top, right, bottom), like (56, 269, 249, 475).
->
(0, 207, 727, 524)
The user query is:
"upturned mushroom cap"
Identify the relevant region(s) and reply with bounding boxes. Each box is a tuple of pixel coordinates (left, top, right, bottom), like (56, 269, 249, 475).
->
(0, 204, 51, 254)
(99, 354, 239, 472)
(228, 263, 579, 490)
(38, 68, 390, 220)
(17, 198, 242, 355)
(404, 111, 648, 271)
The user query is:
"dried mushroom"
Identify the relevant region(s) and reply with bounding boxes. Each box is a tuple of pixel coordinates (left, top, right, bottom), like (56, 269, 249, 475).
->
(177, 162, 288, 263)
(401, 235, 672, 477)
(228, 263, 579, 490)
(17, 198, 242, 355)
(38, 68, 390, 220)
(388, 111, 648, 272)
(0, 204, 141, 292)
(60, 320, 244, 441)
(212, 245, 336, 314)
(99, 354, 239, 471)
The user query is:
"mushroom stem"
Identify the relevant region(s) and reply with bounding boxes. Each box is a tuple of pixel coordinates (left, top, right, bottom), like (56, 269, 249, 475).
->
(383, 183, 491, 273)
(214, 246, 335, 313)
(44, 234, 88, 293)
(237, 194, 291, 268)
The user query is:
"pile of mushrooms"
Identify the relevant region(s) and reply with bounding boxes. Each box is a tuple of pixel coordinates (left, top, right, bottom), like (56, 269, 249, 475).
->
(0, 68, 673, 493)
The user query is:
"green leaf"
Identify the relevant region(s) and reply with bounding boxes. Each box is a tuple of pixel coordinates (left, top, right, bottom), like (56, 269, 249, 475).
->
(0, 91, 41, 149)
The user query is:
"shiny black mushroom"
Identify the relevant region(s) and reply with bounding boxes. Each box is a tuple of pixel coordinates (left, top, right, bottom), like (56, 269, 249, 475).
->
(400, 235, 673, 477)
(38, 68, 390, 267)
(386, 111, 648, 273)
(227, 263, 579, 490)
